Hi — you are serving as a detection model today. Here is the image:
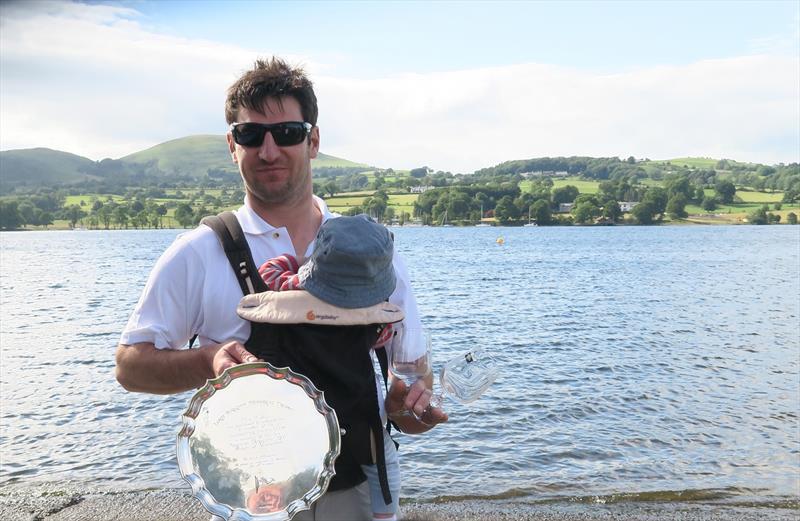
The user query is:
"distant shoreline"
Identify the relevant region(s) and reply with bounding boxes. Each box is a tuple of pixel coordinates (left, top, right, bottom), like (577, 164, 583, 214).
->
(3, 219, 799, 232)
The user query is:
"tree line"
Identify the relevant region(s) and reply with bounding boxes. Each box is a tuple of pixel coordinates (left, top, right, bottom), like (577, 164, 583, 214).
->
(332, 173, 797, 227)
(0, 187, 245, 230)
(2, 154, 798, 230)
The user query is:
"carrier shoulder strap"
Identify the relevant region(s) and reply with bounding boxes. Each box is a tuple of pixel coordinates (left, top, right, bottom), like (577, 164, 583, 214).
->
(189, 211, 264, 348)
(374, 346, 401, 440)
(200, 211, 268, 295)
(375, 346, 390, 391)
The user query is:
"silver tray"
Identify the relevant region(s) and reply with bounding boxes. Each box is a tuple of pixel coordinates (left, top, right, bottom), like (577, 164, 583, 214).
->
(177, 362, 340, 520)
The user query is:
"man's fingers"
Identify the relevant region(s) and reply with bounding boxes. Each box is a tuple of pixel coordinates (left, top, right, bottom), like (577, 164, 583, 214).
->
(410, 388, 433, 417)
(421, 406, 449, 426)
(386, 379, 408, 413)
(404, 379, 428, 411)
(222, 341, 259, 363)
(236, 344, 259, 363)
(212, 341, 260, 376)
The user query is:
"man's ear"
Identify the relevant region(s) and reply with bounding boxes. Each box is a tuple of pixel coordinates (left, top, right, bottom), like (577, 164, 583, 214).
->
(308, 126, 319, 160)
(226, 132, 238, 163)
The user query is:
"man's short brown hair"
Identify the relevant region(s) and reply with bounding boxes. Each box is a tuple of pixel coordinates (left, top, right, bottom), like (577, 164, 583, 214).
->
(225, 57, 318, 126)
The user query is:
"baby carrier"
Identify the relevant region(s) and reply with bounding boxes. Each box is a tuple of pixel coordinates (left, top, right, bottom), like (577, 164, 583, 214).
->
(201, 212, 400, 505)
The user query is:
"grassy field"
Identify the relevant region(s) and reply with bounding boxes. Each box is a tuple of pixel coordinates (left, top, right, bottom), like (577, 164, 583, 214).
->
(551, 178, 600, 194)
(646, 157, 719, 169)
(687, 201, 798, 213)
(64, 194, 126, 206)
(695, 188, 786, 205)
(735, 190, 784, 203)
(324, 192, 417, 215)
(386, 194, 417, 205)
(65, 189, 238, 210)
(387, 194, 417, 216)
(335, 190, 374, 197)
(162, 188, 227, 197)
(521, 177, 600, 194)
(685, 201, 799, 223)
(324, 195, 369, 208)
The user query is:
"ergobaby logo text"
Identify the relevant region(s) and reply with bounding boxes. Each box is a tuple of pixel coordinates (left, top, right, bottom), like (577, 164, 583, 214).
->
(306, 310, 339, 321)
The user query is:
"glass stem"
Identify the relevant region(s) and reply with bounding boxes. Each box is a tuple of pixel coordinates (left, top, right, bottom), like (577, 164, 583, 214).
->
(429, 392, 445, 410)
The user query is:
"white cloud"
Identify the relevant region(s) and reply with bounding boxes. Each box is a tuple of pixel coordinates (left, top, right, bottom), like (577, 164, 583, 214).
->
(0, 1, 313, 159)
(1, 1, 798, 173)
(317, 55, 799, 172)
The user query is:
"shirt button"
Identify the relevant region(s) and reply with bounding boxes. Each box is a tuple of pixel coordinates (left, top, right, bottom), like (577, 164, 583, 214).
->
(272, 232, 280, 239)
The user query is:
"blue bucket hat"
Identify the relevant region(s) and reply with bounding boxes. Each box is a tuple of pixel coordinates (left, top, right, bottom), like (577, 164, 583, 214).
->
(298, 215, 396, 309)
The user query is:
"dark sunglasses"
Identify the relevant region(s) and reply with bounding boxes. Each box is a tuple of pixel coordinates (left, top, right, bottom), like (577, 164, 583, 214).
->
(230, 121, 312, 148)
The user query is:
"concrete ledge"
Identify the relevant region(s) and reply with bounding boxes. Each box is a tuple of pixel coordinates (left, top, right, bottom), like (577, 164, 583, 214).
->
(1, 488, 797, 521)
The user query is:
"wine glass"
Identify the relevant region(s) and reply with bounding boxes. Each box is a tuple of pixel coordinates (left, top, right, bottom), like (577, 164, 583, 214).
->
(422, 348, 499, 425)
(388, 326, 432, 418)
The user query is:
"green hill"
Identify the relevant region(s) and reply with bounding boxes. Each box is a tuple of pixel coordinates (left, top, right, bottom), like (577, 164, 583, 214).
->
(645, 157, 719, 169)
(121, 135, 235, 176)
(122, 134, 367, 174)
(314, 152, 369, 168)
(641, 157, 760, 170)
(0, 136, 369, 191)
(0, 148, 99, 187)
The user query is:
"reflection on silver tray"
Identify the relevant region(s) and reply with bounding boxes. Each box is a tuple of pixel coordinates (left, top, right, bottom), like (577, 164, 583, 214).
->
(177, 362, 340, 521)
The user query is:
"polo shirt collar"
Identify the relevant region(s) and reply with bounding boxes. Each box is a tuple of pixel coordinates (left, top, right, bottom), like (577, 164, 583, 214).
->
(237, 195, 336, 235)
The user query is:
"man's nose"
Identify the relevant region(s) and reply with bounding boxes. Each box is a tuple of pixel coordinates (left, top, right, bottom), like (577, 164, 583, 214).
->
(257, 132, 281, 162)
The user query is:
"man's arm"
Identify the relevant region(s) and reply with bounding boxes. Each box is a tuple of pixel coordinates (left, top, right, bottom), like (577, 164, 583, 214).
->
(115, 341, 260, 395)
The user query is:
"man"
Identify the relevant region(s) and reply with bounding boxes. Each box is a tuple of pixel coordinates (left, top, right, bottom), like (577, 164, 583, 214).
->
(115, 57, 446, 520)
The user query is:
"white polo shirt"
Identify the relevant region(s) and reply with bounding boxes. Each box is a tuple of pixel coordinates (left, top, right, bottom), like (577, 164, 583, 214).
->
(120, 196, 421, 417)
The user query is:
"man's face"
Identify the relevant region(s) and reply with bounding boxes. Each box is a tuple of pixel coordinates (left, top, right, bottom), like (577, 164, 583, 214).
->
(227, 96, 319, 208)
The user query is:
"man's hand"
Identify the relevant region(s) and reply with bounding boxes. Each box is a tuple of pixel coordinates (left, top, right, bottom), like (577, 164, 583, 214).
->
(386, 377, 448, 434)
(211, 340, 262, 376)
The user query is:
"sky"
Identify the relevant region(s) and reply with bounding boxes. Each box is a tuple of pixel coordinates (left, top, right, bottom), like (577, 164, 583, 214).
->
(1, 0, 798, 174)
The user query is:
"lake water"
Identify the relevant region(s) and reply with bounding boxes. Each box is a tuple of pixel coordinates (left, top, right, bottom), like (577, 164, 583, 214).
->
(1, 225, 798, 505)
